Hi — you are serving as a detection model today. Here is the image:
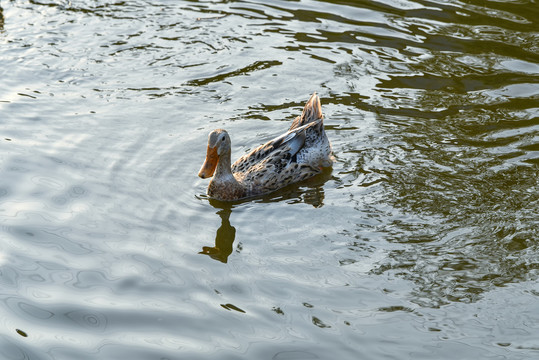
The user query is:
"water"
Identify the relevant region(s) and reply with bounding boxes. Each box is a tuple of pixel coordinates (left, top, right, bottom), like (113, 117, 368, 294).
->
(1, 0, 538, 359)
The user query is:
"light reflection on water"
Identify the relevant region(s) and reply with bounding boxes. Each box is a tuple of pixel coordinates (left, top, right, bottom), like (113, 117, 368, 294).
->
(1, 0, 538, 359)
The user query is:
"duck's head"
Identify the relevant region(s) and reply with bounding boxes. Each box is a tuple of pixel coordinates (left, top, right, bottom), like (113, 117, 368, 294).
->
(198, 129, 231, 179)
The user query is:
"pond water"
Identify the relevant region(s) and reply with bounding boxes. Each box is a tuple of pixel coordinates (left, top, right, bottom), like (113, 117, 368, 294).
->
(1, 0, 538, 359)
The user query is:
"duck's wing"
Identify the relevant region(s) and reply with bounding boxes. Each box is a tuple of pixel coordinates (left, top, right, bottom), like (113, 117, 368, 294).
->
(289, 92, 323, 130)
(240, 124, 322, 194)
(231, 122, 318, 174)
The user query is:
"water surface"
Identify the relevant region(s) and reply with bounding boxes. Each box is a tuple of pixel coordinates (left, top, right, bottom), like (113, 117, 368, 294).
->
(1, 0, 538, 359)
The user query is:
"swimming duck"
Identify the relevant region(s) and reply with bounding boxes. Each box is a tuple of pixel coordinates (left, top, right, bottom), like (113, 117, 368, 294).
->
(198, 93, 332, 201)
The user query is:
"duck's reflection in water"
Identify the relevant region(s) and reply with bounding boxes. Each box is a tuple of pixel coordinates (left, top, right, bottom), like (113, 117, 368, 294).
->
(199, 201, 235, 263)
(199, 168, 333, 262)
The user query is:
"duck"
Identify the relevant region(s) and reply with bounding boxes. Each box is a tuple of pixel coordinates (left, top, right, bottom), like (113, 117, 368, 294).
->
(198, 92, 333, 201)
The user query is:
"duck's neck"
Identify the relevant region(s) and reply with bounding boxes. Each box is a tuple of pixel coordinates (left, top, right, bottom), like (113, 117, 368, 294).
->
(214, 150, 235, 181)
(209, 151, 246, 200)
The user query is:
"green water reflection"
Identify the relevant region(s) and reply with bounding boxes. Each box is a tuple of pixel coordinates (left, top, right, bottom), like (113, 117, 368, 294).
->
(362, 46, 538, 307)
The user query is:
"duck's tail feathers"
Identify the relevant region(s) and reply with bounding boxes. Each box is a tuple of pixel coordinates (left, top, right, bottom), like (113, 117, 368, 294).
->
(289, 92, 323, 130)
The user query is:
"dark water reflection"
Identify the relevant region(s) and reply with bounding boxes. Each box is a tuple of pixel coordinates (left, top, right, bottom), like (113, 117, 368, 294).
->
(199, 201, 236, 263)
(1, 0, 538, 359)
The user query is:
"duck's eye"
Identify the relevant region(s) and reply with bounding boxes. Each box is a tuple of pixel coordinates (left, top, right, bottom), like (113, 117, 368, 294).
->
(220, 135, 226, 142)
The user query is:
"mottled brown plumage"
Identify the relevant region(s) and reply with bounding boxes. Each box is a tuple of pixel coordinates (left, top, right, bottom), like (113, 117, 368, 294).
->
(198, 93, 332, 201)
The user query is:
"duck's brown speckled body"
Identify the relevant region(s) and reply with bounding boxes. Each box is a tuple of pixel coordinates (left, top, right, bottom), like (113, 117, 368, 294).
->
(198, 93, 333, 201)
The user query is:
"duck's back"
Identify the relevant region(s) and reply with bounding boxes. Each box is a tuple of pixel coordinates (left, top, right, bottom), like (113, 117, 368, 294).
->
(231, 121, 332, 196)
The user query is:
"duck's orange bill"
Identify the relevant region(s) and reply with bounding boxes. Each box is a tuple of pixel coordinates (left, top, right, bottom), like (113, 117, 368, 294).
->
(198, 146, 219, 179)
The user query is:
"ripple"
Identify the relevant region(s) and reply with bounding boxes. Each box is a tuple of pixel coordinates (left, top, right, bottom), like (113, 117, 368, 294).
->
(273, 350, 319, 360)
(18, 301, 55, 320)
(65, 310, 108, 332)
